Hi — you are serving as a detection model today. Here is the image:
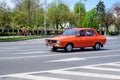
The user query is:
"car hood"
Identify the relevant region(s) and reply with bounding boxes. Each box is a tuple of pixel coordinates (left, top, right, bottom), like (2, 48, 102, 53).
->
(46, 35, 74, 41)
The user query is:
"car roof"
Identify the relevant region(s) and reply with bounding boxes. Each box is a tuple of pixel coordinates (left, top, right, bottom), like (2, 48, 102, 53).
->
(72, 28, 95, 31)
(71, 28, 100, 36)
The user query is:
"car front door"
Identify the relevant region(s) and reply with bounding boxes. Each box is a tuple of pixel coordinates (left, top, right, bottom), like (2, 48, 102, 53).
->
(75, 30, 88, 48)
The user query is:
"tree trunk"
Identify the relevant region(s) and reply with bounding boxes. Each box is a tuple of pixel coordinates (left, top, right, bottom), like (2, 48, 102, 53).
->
(17, 29, 20, 36)
(2, 28, 4, 33)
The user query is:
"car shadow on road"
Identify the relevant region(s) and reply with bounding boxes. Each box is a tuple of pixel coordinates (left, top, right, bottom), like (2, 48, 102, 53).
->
(50, 48, 109, 53)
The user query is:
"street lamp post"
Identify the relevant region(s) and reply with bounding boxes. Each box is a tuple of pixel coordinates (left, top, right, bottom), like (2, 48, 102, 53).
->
(78, 0, 86, 27)
(44, 0, 47, 37)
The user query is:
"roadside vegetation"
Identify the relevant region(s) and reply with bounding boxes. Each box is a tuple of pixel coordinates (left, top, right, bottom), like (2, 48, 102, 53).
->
(0, 35, 55, 42)
(0, 0, 120, 40)
(0, 36, 43, 42)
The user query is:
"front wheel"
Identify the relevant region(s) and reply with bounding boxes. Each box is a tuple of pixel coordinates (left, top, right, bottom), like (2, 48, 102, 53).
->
(93, 43, 101, 50)
(65, 44, 73, 52)
(52, 47, 57, 51)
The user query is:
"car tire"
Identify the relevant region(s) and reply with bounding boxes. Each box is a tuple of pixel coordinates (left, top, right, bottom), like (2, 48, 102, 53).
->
(94, 43, 100, 50)
(80, 48, 84, 51)
(65, 44, 73, 52)
(52, 47, 57, 51)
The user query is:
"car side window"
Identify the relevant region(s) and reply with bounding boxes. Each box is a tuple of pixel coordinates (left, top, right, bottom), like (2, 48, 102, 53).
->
(80, 30, 86, 36)
(86, 30, 94, 36)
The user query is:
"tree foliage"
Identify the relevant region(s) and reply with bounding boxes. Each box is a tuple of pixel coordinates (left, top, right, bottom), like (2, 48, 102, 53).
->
(74, 2, 86, 27)
(112, 2, 120, 32)
(104, 9, 115, 34)
(0, 0, 120, 35)
(82, 8, 99, 29)
(47, 1, 71, 30)
(96, 1, 106, 28)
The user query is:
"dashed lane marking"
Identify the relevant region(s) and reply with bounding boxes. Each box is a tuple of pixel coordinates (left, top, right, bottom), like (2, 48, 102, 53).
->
(0, 50, 120, 60)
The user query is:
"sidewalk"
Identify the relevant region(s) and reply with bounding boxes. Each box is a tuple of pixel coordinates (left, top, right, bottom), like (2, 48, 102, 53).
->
(0, 36, 24, 38)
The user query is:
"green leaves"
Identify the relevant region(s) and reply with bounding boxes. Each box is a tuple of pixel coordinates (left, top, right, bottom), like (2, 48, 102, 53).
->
(47, 2, 71, 30)
(74, 2, 86, 27)
(82, 8, 98, 29)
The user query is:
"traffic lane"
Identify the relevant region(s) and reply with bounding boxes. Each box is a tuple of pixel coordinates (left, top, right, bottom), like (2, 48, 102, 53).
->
(0, 37, 120, 63)
(0, 36, 119, 75)
(0, 42, 48, 57)
(0, 48, 120, 75)
(0, 45, 119, 59)
(0, 47, 120, 61)
(0, 41, 120, 58)
(0, 36, 119, 55)
(0, 37, 120, 59)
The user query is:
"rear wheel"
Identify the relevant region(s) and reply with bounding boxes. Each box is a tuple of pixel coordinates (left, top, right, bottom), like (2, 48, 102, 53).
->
(93, 43, 100, 50)
(65, 44, 73, 52)
(52, 47, 57, 51)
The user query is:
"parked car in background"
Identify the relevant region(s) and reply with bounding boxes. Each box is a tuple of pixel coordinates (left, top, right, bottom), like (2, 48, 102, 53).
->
(45, 28, 106, 52)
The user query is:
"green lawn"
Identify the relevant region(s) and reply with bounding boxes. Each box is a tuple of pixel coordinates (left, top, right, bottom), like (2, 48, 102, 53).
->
(0, 36, 44, 42)
(0, 35, 55, 42)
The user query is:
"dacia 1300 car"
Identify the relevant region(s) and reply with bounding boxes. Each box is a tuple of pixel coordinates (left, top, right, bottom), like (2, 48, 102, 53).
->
(45, 28, 106, 52)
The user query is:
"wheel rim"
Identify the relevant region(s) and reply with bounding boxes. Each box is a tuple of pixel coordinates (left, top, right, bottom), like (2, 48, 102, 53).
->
(95, 43, 100, 50)
(66, 44, 72, 52)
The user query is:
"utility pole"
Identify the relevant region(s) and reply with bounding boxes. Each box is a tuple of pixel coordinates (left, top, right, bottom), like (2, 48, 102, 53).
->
(28, 0, 31, 27)
(44, 0, 47, 37)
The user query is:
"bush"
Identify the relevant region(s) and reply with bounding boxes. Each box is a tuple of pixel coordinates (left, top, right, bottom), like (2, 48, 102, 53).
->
(0, 32, 17, 36)
(109, 31, 119, 36)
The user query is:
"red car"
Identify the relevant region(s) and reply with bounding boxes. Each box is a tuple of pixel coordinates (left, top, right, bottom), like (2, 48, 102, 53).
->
(45, 28, 106, 52)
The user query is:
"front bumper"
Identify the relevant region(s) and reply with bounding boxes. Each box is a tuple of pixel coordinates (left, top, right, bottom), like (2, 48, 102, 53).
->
(46, 43, 62, 48)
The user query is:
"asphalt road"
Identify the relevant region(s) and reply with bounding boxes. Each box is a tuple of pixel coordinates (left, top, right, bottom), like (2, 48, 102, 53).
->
(0, 36, 120, 80)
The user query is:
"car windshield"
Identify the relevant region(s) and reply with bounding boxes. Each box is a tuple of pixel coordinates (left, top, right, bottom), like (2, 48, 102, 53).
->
(62, 29, 78, 36)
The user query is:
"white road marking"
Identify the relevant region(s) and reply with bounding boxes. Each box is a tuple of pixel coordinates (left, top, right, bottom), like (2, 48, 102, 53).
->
(82, 66, 120, 72)
(0, 61, 120, 80)
(106, 37, 117, 40)
(106, 63, 120, 67)
(0, 50, 120, 60)
(105, 44, 120, 47)
(8, 74, 68, 80)
(16, 51, 49, 54)
(46, 61, 120, 71)
(47, 57, 85, 62)
(48, 70, 120, 80)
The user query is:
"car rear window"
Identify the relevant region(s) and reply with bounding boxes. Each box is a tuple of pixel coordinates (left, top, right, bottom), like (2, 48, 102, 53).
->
(86, 30, 94, 36)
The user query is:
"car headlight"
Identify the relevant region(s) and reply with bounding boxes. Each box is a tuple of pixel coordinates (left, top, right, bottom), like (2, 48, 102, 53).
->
(56, 40, 60, 44)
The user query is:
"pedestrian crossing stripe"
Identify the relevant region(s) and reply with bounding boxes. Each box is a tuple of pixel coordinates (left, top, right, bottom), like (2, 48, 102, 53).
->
(8, 74, 68, 80)
(47, 70, 120, 80)
(0, 61, 120, 80)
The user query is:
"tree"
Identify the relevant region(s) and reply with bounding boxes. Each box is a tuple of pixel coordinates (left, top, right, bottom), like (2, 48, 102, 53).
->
(112, 2, 120, 33)
(96, 1, 106, 34)
(82, 8, 99, 29)
(12, 0, 44, 35)
(74, 2, 86, 27)
(47, 1, 70, 31)
(0, 1, 12, 33)
(104, 9, 115, 34)
(57, 3, 70, 29)
(47, 2, 58, 30)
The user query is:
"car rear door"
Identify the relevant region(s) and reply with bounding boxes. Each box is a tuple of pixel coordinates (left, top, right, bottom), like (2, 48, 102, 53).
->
(86, 29, 96, 47)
